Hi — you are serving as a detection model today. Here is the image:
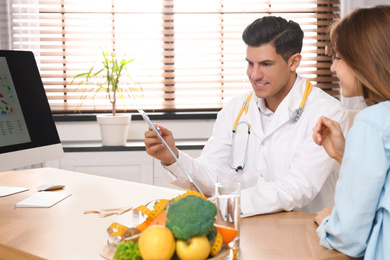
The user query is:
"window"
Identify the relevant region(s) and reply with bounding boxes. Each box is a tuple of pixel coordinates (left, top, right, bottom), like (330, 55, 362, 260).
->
(9, 0, 340, 113)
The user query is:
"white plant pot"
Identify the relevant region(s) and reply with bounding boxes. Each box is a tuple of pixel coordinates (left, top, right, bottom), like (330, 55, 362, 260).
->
(96, 114, 131, 146)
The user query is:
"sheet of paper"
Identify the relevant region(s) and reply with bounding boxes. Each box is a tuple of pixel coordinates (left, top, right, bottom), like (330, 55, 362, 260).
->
(0, 186, 29, 197)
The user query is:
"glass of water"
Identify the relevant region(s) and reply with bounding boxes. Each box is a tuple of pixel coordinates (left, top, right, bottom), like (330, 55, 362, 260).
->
(215, 182, 241, 249)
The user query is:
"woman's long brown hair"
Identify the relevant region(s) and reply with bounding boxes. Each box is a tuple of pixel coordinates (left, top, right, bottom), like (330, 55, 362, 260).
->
(330, 5, 390, 105)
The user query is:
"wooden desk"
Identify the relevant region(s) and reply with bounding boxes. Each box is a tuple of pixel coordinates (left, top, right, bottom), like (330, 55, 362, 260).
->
(0, 168, 356, 260)
(240, 212, 361, 260)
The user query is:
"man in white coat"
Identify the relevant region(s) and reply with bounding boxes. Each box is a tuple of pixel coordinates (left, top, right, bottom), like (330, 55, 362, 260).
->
(144, 16, 348, 217)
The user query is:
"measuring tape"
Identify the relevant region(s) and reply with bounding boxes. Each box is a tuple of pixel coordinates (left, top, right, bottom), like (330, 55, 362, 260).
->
(107, 222, 128, 237)
(175, 190, 237, 259)
(136, 199, 170, 221)
(106, 200, 170, 241)
(209, 228, 237, 260)
(228, 244, 238, 260)
(107, 191, 237, 260)
(135, 190, 205, 221)
(210, 228, 223, 256)
(176, 190, 207, 201)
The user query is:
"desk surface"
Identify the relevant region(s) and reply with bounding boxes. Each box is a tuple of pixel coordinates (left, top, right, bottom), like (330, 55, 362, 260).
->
(0, 168, 356, 260)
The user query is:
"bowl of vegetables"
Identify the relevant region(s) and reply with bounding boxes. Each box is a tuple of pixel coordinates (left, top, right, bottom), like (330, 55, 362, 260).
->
(100, 191, 237, 260)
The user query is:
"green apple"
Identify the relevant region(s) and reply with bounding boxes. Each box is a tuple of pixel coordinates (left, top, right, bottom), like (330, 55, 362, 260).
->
(175, 235, 211, 260)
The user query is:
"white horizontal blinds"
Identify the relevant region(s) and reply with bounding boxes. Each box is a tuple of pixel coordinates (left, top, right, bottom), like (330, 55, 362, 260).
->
(38, 0, 110, 112)
(0, 1, 11, 49)
(114, 0, 166, 111)
(166, 0, 230, 110)
(34, 0, 339, 113)
(164, 0, 341, 110)
(10, 0, 40, 54)
(34, 0, 160, 113)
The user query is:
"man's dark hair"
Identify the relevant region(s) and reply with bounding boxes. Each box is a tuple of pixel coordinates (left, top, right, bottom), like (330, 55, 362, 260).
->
(242, 16, 304, 62)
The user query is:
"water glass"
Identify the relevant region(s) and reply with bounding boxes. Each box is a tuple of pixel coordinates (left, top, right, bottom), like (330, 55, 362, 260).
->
(215, 182, 241, 249)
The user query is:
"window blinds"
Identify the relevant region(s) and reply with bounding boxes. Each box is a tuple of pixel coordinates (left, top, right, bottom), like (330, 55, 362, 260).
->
(11, 0, 340, 113)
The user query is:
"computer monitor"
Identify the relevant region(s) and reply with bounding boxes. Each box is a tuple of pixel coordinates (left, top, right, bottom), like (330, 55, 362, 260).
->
(0, 50, 63, 172)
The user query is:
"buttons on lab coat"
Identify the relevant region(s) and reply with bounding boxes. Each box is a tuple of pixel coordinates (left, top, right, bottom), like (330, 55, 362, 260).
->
(257, 173, 265, 184)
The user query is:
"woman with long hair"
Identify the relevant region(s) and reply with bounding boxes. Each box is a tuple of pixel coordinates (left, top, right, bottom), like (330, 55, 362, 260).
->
(312, 5, 390, 259)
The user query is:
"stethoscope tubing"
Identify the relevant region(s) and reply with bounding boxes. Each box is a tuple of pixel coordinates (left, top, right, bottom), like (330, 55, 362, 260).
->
(228, 121, 251, 172)
(228, 79, 312, 172)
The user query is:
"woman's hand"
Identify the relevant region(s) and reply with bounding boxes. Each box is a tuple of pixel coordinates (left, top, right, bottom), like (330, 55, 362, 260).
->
(312, 116, 345, 164)
(144, 124, 179, 165)
(314, 207, 333, 225)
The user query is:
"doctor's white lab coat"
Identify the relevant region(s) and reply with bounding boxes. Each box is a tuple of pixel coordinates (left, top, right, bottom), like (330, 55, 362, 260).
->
(162, 75, 349, 217)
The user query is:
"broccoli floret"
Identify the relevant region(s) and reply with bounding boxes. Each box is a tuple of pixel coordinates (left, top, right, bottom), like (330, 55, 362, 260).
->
(113, 241, 142, 260)
(166, 196, 217, 240)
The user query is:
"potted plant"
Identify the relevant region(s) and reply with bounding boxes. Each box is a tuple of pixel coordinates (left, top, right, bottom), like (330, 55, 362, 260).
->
(70, 48, 142, 146)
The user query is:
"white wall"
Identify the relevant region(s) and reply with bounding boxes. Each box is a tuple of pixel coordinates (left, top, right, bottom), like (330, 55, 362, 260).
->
(49, 119, 214, 190)
(341, 0, 389, 17)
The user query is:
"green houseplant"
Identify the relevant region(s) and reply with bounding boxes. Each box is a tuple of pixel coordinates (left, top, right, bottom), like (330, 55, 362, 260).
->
(70, 49, 142, 146)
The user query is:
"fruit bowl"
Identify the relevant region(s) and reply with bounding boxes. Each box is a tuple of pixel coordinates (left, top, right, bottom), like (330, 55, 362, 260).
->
(100, 191, 237, 260)
(100, 243, 230, 260)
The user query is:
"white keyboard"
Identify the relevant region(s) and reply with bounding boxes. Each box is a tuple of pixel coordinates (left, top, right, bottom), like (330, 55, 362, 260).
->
(16, 191, 72, 208)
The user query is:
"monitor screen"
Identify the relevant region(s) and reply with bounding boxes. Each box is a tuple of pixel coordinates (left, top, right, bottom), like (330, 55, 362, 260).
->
(0, 50, 63, 172)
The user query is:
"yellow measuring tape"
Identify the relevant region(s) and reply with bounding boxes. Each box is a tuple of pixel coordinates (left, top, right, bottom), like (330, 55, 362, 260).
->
(210, 228, 237, 260)
(135, 190, 206, 221)
(210, 229, 223, 256)
(176, 190, 207, 201)
(107, 190, 238, 259)
(135, 199, 170, 221)
(107, 222, 128, 237)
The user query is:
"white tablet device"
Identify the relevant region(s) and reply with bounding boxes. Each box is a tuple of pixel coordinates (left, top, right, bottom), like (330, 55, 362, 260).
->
(138, 109, 164, 143)
(137, 109, 204, 195)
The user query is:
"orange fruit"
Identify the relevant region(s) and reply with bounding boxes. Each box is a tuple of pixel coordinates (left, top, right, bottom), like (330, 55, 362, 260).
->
(214, 224, 239, 244)
(149, 209, 168, 226)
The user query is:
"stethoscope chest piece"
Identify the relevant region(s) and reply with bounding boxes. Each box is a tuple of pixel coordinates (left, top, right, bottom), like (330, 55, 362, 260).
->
(290, 79, 313, 123)
(290, 107, 304, 122)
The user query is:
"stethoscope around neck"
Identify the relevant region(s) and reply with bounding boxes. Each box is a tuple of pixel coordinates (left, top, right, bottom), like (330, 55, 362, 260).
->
(228, 79, 313, 172)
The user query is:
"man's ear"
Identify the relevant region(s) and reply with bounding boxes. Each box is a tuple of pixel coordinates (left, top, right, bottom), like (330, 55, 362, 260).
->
(289, 53, 302, 72)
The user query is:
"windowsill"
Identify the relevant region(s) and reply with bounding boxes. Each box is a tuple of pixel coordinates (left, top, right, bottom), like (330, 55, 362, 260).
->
(61, 139, 206, 152)
(53, 111, 218, 122)
(54, 111, 215, 150)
